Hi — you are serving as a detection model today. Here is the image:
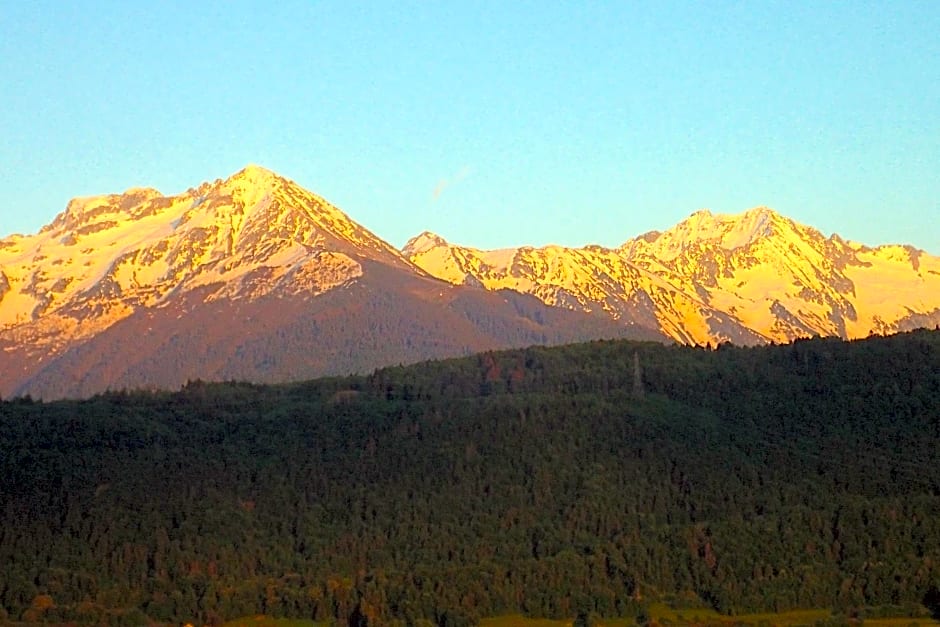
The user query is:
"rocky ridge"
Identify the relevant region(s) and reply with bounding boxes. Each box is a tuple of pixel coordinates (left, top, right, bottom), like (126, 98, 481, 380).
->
(405, 207, 940, 345)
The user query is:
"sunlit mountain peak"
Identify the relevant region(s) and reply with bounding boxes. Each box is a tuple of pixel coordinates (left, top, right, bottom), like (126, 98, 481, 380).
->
(406, 206, 940, 346)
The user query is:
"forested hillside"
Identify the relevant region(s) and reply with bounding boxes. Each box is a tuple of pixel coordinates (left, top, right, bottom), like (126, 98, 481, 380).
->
(2, 330, 939, 625)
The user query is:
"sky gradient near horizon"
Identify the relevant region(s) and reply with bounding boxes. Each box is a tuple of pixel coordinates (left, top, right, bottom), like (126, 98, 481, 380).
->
(2, 1, 938, 253)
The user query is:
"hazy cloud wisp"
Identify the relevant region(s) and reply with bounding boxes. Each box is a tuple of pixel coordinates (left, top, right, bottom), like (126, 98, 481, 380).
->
(432, 166, 473, 201)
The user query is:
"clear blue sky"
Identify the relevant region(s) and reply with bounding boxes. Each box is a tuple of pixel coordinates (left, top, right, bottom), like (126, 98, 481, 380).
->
(2, 1, 938, 253)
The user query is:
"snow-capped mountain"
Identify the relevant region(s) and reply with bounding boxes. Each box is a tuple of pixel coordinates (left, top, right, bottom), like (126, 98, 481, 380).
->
(4, 165, 936, 399)
(0, 166, 654, 399)
(405, 207, 940, 345)
(0, 166, 395, 334)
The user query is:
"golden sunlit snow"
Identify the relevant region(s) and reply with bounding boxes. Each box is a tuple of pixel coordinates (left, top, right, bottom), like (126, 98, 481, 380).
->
(3, 168, 939, 358)
(0, 166, 393, 354)
(405, 208, 940, 345)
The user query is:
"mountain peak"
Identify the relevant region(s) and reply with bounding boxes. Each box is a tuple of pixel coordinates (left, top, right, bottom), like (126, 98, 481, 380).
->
(0, 165, 412, 333)
(630, 206, 790, 258)
(743, 205, 776, 217)
(216, 164, 287, 198)
(402, 231, 450, 257)
(227, 163, 279, 184)
(686, 205, 780, 230)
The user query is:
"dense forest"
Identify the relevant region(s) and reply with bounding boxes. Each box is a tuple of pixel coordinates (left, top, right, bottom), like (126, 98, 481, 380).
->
(2, 330, 940, 625)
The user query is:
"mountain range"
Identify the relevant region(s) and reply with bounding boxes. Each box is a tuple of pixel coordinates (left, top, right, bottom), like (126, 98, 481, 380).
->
(2, 165, 938, 398)
(405, 208, 940, 346)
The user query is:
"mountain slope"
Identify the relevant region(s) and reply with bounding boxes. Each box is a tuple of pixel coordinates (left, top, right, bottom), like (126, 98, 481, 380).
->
(0, 167, 660, 399)
(406, 207, 940, 345)
(12, 265, 655, 400)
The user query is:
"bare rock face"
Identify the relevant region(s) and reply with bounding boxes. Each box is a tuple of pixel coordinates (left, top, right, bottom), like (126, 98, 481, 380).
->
(0, 166, 658, 399)
(406, 207, 940, 346)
